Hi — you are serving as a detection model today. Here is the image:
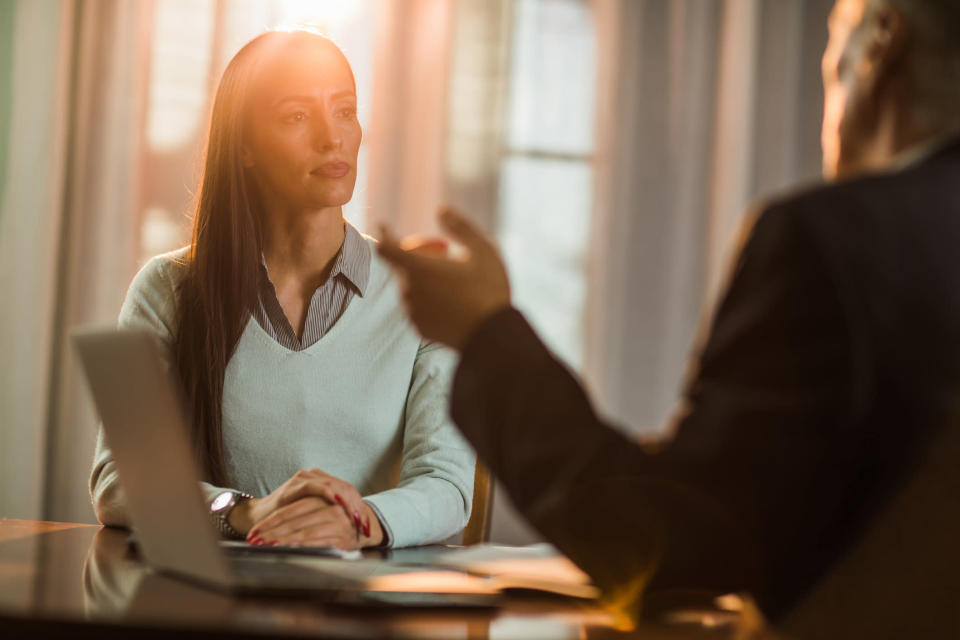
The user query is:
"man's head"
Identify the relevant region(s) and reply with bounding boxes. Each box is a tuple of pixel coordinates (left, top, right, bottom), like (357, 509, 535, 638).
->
(821, 0, 960, 179)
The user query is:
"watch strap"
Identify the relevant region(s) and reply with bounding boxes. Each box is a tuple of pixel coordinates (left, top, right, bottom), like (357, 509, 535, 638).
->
(212, 491, 253, 540)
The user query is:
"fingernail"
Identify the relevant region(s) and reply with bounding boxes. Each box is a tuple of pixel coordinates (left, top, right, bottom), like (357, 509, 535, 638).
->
(247, 528, 259, 540)
(334, 493, 347, 507)
(363, 519, 371, 538)
(268, 541, 278, 547)
(253, 538, 264, 546)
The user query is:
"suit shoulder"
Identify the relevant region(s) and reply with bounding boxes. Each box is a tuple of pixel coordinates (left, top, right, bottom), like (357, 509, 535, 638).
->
(753, 168, 928, 229)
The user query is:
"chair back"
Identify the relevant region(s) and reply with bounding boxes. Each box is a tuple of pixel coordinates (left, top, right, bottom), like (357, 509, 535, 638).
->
(462, 459, 494, 545)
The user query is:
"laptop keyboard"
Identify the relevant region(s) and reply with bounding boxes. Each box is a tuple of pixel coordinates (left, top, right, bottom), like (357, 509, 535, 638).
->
(230, 556, 365, 591)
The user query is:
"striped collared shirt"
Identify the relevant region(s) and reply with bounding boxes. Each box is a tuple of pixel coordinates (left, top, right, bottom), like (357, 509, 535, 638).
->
(253, 223, 371, 351)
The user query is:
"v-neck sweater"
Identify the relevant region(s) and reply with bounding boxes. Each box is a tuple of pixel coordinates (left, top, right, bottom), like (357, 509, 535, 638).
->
(89, 237, 475, 548)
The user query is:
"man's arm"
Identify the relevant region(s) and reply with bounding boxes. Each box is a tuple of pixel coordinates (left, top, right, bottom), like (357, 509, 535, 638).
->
(450, 204, 858, 619)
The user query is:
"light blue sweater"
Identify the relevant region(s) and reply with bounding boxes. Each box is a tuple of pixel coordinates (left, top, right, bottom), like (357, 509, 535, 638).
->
(89, 238, 475, 547)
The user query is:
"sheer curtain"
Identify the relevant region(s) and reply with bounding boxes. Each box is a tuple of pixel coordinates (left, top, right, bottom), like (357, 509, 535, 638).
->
(584, 0, 832, 437)
(0, 0, 75, 521)
(442, 0, 832, 544)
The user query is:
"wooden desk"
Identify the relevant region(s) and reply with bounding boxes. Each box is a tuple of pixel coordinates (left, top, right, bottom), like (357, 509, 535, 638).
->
(0, 519, 760, 639)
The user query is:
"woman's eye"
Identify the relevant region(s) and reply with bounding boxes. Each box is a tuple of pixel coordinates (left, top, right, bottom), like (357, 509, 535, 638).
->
(283, 110, 308, 123)
(338, 107, 357, 119)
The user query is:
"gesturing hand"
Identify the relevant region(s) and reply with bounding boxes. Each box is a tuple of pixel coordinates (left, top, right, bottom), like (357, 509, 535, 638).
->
(377, 207, 512, 350)
(228, 468, 384, 549)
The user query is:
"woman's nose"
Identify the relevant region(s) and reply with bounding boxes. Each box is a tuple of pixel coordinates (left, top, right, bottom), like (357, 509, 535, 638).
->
(312, 114, 342, 151)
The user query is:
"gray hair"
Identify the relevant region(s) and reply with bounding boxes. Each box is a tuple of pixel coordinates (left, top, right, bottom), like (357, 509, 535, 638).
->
(867, 0, 960, 129)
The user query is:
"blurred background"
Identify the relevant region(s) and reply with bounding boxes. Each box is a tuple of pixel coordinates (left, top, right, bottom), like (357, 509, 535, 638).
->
(0, 0, 832, 542)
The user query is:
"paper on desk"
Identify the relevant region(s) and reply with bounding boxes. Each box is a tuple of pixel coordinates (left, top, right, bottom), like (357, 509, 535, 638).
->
(437, 543, 589, 580)
(370, 543, 599, 599)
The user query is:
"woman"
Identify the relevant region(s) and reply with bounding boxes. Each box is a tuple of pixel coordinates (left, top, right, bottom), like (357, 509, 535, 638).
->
(89, 28, 475, 550)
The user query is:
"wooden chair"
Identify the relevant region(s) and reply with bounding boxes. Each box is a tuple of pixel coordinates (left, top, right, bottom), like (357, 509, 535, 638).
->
(461, 459, 494, 545)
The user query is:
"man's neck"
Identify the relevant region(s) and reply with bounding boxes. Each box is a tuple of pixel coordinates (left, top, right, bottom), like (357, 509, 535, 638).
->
(840, 104, 959, 178)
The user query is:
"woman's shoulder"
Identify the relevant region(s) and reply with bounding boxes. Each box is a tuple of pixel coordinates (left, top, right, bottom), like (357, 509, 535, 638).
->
(118, 246, 190, 335)
(128, 246, 190, 297)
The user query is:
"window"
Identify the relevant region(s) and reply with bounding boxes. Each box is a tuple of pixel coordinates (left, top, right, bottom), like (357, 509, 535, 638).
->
(498, 0, 597, 369)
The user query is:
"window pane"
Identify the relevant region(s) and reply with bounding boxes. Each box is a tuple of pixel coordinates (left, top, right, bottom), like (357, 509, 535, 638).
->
(499, 156, 592, 369)
(506, 0, 596, 155)
(146, 0, 216, 151)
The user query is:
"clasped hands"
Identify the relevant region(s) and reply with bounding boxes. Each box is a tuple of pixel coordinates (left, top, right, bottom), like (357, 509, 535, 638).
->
(227, 468, 384, 550)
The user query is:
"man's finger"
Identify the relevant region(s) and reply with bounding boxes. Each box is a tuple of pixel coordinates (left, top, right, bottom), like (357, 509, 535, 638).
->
(377, 225, 418, 271)
(377, 233, 455, 273)
(400, 236, 449, 257)
(438, 207, 497, 256)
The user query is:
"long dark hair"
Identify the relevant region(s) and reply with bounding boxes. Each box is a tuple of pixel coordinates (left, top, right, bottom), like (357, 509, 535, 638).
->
(174, 29, 345, 485)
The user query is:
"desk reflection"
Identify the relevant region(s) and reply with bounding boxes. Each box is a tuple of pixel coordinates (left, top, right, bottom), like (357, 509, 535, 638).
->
(79, 526, 606, 639)
(52, 521, 770, 639)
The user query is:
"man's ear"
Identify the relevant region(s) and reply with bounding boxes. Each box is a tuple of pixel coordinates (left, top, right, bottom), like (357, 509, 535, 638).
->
(860, 2, 908, 94)
(241, 145, 255, 169)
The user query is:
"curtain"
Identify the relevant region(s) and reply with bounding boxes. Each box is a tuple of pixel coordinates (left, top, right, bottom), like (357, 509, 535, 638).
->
(584, 0, 832, 438)
(365, 0, 456, 237)
(0, 0, 76, 521)
(440, 0, 832, 544)
(42, 1, 152, 524)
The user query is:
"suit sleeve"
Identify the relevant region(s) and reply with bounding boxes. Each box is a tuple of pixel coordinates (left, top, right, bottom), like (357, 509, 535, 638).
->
(450, 204, 857, 618)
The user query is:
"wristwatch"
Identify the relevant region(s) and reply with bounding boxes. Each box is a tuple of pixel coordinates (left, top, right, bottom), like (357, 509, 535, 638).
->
(210, 490, 253, 540)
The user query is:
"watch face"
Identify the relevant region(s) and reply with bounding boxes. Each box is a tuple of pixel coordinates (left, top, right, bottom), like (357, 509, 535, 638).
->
(211, 491, 233, 512)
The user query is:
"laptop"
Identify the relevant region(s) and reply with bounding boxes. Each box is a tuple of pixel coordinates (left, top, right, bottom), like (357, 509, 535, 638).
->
(72, 326, 499, 606)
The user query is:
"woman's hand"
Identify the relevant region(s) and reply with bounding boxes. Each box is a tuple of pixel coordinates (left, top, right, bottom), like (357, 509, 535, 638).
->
(227, 468, 383, 549)
(247, 495, 383, 550)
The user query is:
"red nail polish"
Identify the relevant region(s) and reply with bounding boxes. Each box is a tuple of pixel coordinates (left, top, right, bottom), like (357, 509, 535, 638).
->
(334, 493, 346, 507)
(247, 528, 259, 540)
(268, 541, 278, 546)
(253, 538, 264, 546)
(363, 520, 371, 538)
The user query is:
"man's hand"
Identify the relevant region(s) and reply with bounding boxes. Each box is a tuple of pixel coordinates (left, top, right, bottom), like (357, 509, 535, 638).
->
(377, 207, 512, 350)
(227, 468, 382, 548)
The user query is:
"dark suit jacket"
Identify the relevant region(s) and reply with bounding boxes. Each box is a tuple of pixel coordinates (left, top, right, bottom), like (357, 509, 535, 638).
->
(450, 137, 960, 622)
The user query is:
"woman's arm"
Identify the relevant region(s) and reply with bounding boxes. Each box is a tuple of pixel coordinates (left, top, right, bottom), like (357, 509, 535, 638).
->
(362, 341, 476, 548)
(89, 251, 234, 527)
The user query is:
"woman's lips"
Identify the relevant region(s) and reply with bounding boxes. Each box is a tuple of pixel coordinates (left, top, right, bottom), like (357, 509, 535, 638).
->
(313, 162, 351, 178)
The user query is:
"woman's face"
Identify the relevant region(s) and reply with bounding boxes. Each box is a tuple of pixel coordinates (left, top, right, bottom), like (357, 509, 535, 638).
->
(242, 37, 361, 212)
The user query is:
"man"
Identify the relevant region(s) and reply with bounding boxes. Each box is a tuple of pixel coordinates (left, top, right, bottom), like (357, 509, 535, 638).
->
(380, 0, 960, 633)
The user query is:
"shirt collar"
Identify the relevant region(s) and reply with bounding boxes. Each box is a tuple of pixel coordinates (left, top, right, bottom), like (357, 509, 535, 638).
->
(339, 221, 371, 296)
(258, 220, 371, 297)
(892, 127, 960, 171)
